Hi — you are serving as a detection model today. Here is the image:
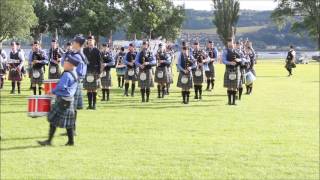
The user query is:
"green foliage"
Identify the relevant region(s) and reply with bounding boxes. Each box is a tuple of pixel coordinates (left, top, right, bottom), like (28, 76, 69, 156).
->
(271, 0, 320, 50)
(30, 0, 50, 41)
(212, 0, 240, 46)
(0, 0, 38, 42)
(1, 61, 319, 179)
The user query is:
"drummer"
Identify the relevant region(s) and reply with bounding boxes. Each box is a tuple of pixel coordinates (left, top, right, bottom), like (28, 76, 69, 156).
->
(38, 49, 80, 146)
(8, 41, 25, 94)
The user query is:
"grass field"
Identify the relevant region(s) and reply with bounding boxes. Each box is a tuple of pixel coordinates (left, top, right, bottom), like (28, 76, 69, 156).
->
(0, 60, 319, 180)
(182, 26, 267, 35)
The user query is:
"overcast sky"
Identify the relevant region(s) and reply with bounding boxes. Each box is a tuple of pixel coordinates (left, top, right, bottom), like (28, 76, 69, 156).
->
(172, 0, 278, 11)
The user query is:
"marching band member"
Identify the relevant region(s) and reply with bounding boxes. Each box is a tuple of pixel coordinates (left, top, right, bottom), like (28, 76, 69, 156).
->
(244, 41, 256, 95)
(16, 42, 27, 77)
(29, 41, 48, 95)
(235, 41, 249, 100)
(155, 43, 171, 98)
(205, 41, 218, 91)
(165, 44, 174, 95)
(100, 43, 115, 101)
(285, 45, 296, 77)
(135, 41, 156, 102)
(191, 41, 207, 100)
(115, 47, 126, 88)
(8, 42, 25, 94)
(177, 42, 196, 104)
(124, 43, 137, 97)
(0, 48, 7, 89)
(83, 35, 102, 110)
(37, 49, 81, 146)
(48, 39, 64, 79)
(222, 38, 241, 105)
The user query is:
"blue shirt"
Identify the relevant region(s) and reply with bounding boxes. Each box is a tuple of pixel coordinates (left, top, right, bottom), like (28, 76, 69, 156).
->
(52, 69, 78, 97)
(62, 51, 87, 79)
(222, 49, 233, 65)
(135, 50, 156, 67)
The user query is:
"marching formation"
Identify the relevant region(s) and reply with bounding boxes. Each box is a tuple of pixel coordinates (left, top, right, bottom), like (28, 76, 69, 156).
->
(0, 35, 261, 146)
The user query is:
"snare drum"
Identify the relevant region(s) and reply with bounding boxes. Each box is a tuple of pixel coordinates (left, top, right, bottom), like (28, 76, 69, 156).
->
(43, 79, 59, 95)
(28, 95, 53, 117)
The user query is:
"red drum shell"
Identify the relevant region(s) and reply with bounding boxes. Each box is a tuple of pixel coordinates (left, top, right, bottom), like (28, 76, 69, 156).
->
(43, 79, 59, 95)
(28, 95, 53, 118)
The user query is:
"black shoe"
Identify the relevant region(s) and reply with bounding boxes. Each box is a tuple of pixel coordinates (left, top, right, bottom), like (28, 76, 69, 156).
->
(65, 142, 74, 146)
(101, 99, 106, 101)
(86, 106, 92, 110)
(194, 96, 198, 99)
(37, 140, 51, 146)
(10, 90, 15, 94)
(199, 96, 202, 100)
(92, 106, 96, 110)
(124, 93, 129, 97)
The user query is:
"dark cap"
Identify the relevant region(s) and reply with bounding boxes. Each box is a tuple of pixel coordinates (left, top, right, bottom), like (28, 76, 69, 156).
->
(87, 35, 94, 40)
(208, 40, 213, 44)
(129, 43, 134, 47)
(66, 42, 71, 46)
(121, 47, 125, 51)
(73, 35, 86, 46)
(158, 43, 163, 47)
(16, 42, 20, 46)
(33, 41, 40, 45)
(51, 39, 57, 43)
(193, 41, 199, 45)
(236, 41, 241, 45)
(142, 41, 148, 45)
(10, 41, 16, 46)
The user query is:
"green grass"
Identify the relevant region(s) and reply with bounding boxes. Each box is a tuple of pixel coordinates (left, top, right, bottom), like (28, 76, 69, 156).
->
(182, 25, 267, 35)
(1, 60, 319, 180)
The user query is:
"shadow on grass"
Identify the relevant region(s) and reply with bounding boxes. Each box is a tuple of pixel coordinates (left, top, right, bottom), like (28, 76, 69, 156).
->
(1, 136, 47, 141)
(0, 145, 44, 151)
(1, 110, 26, 114)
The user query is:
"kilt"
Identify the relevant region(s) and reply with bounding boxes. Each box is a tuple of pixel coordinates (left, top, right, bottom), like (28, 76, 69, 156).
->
(83, 73, 101, 90)
(223, 66, 241, 89)
(48, 96, 75, 129)
(205, 63, 215, 79)
(74, 82, 83, 109)
(177, 71, 193, 89)
(31, 68, 44, 84)
(167, 66, 173, 84)
(8, 69, 22, 81)
(48, 64, 61, 79)
(154, 66, 169, 84)
(138, 69, 154, 88)
(285, 61, 296, 70)
(192, 68, 204, 85)
(101, 70, 112, 87)
(124, 68, 138, 81)
(116, 67, 126, 76)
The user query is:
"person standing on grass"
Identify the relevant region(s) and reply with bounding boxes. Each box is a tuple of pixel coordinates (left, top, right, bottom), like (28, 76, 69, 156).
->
(244, 41, 256, 95)
(0, 48, 7, 89)
(100, 43, 115, 101)
(205, 40, 218, 92)
(115, 47, 126, 88)
(83, 35, 102, 110)
(235, 41, 249, 100)
(38, 50, 80, 146)
(123, 43, 138, 97)
(222, 38, 242, 105)
(8, 41, 25, 94)
(165, 44, 174, 95)
(155, 43, 171, 99)
(135, 41, 156, 103)
(29, 41, 48, 95)
(285, 45, 296, 77)
(177, 42, 196, 104)
(48, 39, 64, 79)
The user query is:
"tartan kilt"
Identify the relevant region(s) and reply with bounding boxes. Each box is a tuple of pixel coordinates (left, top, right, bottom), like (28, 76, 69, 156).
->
(73, 82, 83, 109)
(48, 64, 61, 79)
(48, 97, 75, 129)
(192, 68, 204, 85)
(167, 66, 173, 84)
(116, 67, 126, 76)
(177, 71, 193, 89)
(224, 66, 241, 89)
(31, 68, 44, 84)
(8, 69, 22, 81)
(205, 63, 215, 79)
(285, 60, 296, 70)
(138, 68, 154, 88)
(83, 73, 101, 90)
(124, 68, 138, 81)
(154, 66, 169, 84)
(101, 70, 112, 87)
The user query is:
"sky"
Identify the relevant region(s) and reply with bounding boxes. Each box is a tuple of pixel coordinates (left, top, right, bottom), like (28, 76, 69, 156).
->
(172, 0, 278, 11)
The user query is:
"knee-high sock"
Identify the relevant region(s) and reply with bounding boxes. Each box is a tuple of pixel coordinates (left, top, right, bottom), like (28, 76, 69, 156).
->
(211, 79, 214, 89)
(227, 90, 231, 105)
(146, 88, 150, 102)
(32, 87, 36, 95)
(92, 92, 97, 107)
(238, 87, 243, 100)
(11, 81, 15, 92)
(66, 128, 74, 144)
(106, 89, 110, 100)
(121, 76, 124, 87)
(182, 91, 186, 103)
(17, 81, 21, 93)
(140, 89, 145, 102)
(117, 76, 121, 87)
(131, 83, 135, 96)
(161, 85, 166, 98)
(38, 86, 42, 95)
(87, 92, 92, 107)
(157, 85, 161, 97)
(194, 85, 198, 98)
(124, 83, 129, 95)
(0, 77, 4, 88)
(199, 85, 202, 99)
(102, 89, 106, 100)
(74, 110, 77, 132)
(206, 79, 210, 89)
(186, 91, 190, 103)
(232, 91, 236, 104)
(48, 124, 57, 142)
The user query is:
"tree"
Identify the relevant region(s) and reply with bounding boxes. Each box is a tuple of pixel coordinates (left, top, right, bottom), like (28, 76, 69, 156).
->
(271, 0, 320, 50)
(0, 0, 38, 43)
(212, 0, 240, 46)
(30, 0, 50, 41)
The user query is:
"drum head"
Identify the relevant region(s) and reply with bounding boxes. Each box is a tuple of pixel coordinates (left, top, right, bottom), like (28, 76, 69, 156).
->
(140, 72, 147, 81)
(181, 76, 189, 84)
(229, 73, 237, 80)
(195, 69, 202, 77)
(128, 69, 134, 76)
(49, 66, 57, 74)
(32, 70, 40, 78)
(86, 75, 94, 82)
(157, 71, 164, 78)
